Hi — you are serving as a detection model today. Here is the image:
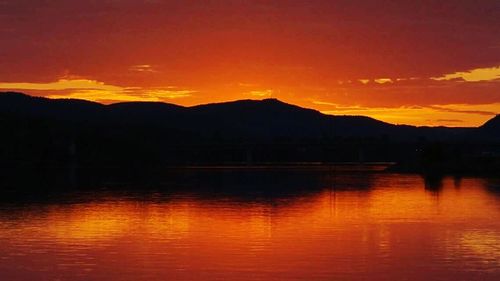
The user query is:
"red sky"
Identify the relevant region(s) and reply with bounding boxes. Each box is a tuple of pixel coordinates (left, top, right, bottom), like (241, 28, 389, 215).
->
(0, 0, 499, 126)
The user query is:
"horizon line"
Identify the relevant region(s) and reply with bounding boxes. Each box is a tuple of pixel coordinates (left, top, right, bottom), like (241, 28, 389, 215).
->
(0, 91, 496, 129)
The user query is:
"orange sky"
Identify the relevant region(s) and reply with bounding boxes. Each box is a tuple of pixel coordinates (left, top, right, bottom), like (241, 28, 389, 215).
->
(0, 1, 499, 126)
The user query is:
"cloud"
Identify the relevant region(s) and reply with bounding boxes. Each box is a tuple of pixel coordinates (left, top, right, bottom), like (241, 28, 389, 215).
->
(238, 83, 259, 87)
(0, 78, 195, 103)
(356, 78, 395, 85)
(47, 88, 195, 103)
(129, 64, 158, 73)
(427, 104, 499, 116)
(0, 79, 123, 91)
(312, 101, 371, 111)
(47, 90, 142, 102)
(374, 78, 393, 84)
(432, 66, 500, 82)
(248, 89, 273, 97)
(313, 100, 499, 127)
(145, 89, 194, 99)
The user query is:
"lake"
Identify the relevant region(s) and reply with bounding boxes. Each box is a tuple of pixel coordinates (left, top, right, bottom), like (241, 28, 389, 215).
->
(0, 170, 499, 281)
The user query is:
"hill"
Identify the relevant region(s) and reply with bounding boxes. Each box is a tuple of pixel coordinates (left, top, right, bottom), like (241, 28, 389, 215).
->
(0, 92, 469, 140)
(479, 114, 500, 137)
(0, 92, 498, 174)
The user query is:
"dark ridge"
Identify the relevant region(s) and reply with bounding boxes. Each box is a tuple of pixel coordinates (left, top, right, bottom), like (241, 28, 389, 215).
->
(481, 114, 500, 130)
(0, 92, 498, 178)
(0, 92, 493, 138)
(475, 114, 500, 140)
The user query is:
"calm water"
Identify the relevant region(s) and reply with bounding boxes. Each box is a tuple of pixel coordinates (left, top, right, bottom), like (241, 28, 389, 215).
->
(0, 171, 499, 281)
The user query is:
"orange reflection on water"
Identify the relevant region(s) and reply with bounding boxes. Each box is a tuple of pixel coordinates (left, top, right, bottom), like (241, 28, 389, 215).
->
(0, 174, 499, 281)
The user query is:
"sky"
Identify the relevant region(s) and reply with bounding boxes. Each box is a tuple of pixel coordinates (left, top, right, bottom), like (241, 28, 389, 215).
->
(0, 0, 499, 126)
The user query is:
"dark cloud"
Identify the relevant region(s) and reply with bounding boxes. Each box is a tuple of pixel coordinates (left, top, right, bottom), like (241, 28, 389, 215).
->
(427, 105, 497, 116)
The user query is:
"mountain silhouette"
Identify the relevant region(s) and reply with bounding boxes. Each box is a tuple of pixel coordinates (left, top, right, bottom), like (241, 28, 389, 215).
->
(0, 92, 498, 174)
(0, 92, 478, 140)
(479, 114, 500, 138)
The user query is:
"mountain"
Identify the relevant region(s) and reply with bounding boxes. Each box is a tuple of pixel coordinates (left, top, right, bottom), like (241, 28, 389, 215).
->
(480, 114, 500, 136)
(0, 92, 498, 171)
(0, 91, 104, 120)
(0, 92, 465, 140)
(181, 98, 399, 139)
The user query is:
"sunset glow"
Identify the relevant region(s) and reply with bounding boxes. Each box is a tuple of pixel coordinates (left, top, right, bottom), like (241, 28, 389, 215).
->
(0, 1, 498, 126)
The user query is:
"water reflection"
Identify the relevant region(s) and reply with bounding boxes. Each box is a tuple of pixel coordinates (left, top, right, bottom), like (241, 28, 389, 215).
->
(0, 172, 499, 281)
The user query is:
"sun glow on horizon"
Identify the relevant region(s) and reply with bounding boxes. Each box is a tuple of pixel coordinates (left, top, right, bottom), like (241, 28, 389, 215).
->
(0, 75, 498, 127)
(0, 1, 498, 128)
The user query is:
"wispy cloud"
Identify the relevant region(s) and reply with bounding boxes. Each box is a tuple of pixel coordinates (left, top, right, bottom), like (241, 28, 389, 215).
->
(0, 79, 123, 91)
(145, 89, 194, 99)
(357, 78, 418, 85)
(312, 100, 499, 127)
(0, 78, 195, 103)
(374, 78, 393, 84)
(312, 101, 371, 111)
(47, 88, 195, 103)
(129, 64, 158, 73)
(238, 83, 259, 87)
(247, 89, 273, 97)
(432, 66, 500, 82)
(427, 104, 498, 116)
